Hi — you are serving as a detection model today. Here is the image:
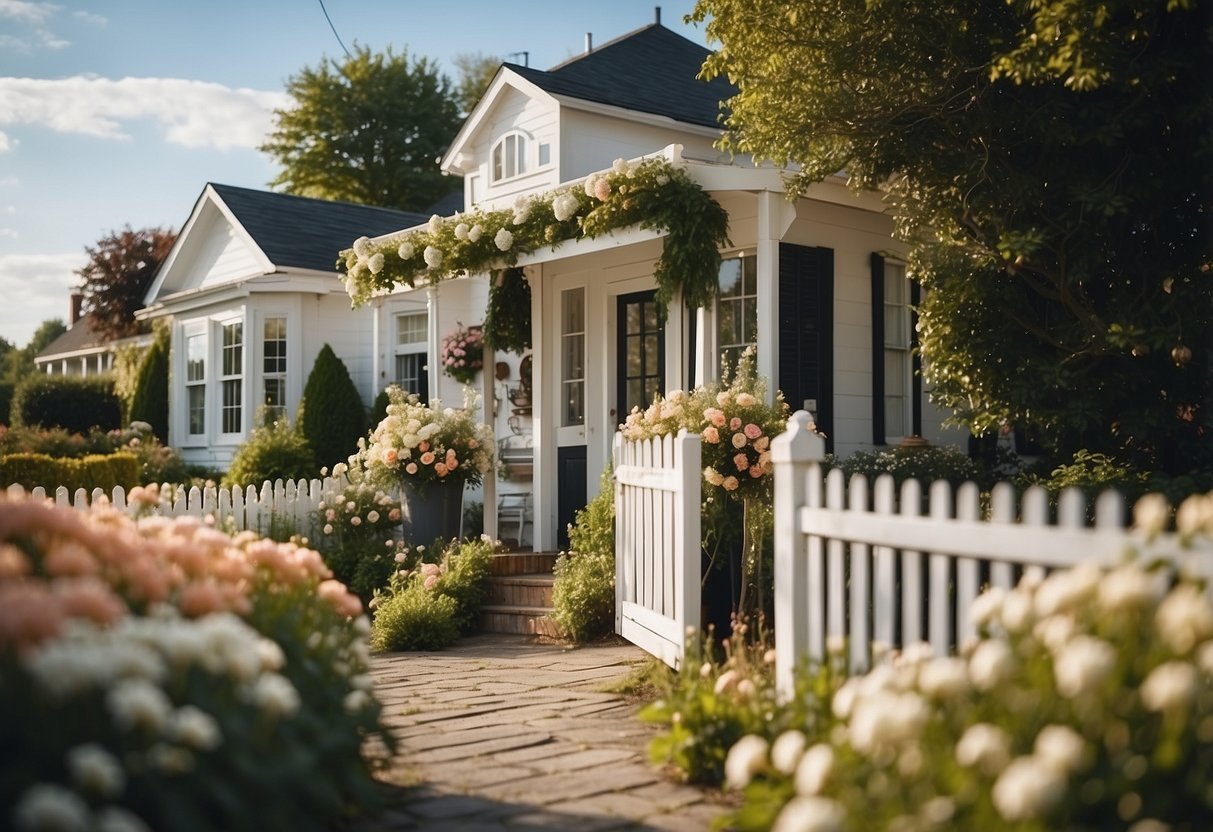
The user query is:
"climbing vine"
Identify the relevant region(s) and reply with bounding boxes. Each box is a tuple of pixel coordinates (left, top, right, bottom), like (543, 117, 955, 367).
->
(339, 157, 731, 343)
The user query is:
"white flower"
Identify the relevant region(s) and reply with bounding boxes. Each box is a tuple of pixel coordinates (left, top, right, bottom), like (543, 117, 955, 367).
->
(1176, 493, 1213, 536)
(67, 743, 125, 797)
(1054, 635, 1116, 698)
(771, 730, 808, 774)
(95, 807, 152, 832)
(794, 743, 834, 795)
(1034, 614, 1077, 654)
(1000, 589, 1035, 633)
(147, 743, 193, 774)
(258, 638, 285, 671)
(968, 639, 1015, 691)
(724, 734, 768, 789)
(656, 173, 670, 186)
(612, 157, 631, 175)
(955, 723, 1011, 776)
(397, 241, 415, 260)
(1133, 493, 1170, 536)
(107, 678, 173, 733)
(552, 192, 580, 222)
(772, 796, 846, 832)
(468, 224, 483, 243)
(714, 669, 739, 694)
(916, 657, 969, 700)
(992, 755, 1067, 821)
(367, 510, 380, 523)
(848, 691, 930, 754)
(1140, 661, 1198, 712)
(323, 523, 333, 535)
(423, 245, 443, 269)
(494, 228, 514, 251)
(1035, 561, 1101, 618)
(970, 587, 1005, 629)
(13, 783, 90, 832)
(427, 214, 442, 234)
(367, 252, 384, 274)
(1034, 724, 1086, 774)
(512, 196, 532, 224)
(353, 236, 371, 257)
(344, 689, 372, 714)
(454, 222, 469, 240)
(583, 173, 601, 197)
(1099, 564, 1164, 614)
(1155, 584, 1213, 654)
(252, 673, 301, 718)
(172, 706, 221, 750)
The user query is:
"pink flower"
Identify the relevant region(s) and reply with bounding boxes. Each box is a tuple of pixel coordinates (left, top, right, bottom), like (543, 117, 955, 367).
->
(594, 178, 612, 201)
(418, 441, 429, 452)
(703, 426, 720, 444)
(744, 423, 762, 440)
(435, 462, 449, 477)
(420, 452, 436, 465)
(385, 448, 398, 465)
(704, 408, 727, 427)
(755, 436, 770, 452)
(722, 476, 740, 492)
(736, 392, 756, 407)
(731, 432, 748, 449)
(388, 508, 401, 522)
(730, 417, 742, 430)
(405, 463, 418, 475)
(734, 453, 750, 471)
(749, 467, 764, 478)
(424, 574, 440, 590)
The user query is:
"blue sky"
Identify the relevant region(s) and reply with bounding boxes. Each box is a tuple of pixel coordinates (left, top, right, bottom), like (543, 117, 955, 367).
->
(0, 0, 708, 347)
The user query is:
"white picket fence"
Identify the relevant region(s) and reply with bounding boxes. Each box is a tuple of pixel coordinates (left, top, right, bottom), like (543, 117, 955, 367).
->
(5, 477, 337, 538)
(771, 410, 1213, 698)
(613, 430, 702, 669)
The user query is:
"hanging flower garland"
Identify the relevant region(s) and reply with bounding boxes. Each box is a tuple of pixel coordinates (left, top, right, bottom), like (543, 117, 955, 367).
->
(483, 267, 531, 355)
(339, 158, 731, 338)
(439, 323, 484, 384)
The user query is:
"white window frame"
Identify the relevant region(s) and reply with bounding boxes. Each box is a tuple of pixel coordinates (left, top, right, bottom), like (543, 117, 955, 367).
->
(184, 328, 206, 439)
(716, 253, 758, 374)
(393, 311, 429, 396)
(560, 287, 586, 429)
(491, 131, 529, 183)
(883, 260, 914, 441)
(262, 316, 287, 422)
(219, 319, 244, 436)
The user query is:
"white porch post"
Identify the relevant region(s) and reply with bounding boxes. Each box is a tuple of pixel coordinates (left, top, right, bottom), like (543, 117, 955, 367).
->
(481, 334, 497, 542)
(426, 286, 440, 403)
(755, 191, 782, 405)
(527, 266, 553, 552)
(665, 289, 685, 394)
(370, 299, 383, 402)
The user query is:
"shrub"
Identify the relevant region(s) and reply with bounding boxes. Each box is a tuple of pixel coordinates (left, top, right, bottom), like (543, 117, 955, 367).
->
(370, 577, 460, 652)
(435, 536, 494, 634)
(11, 375, 123, 433)
(223, 416, 316, 489)
(722, 497, 1213, 831)
(0, 491, 391, 832)
(300, 345, 367, 471)
(551, 550, 615, 643)
(567, 467, 616, 556)
(370, 388, 391, 427)
(830, 444, 981, 490)
(311, 460, 402, 606)
(127, 331, 169, 441)
(0, 381, 13, 426)
(0, 451, 138, 493)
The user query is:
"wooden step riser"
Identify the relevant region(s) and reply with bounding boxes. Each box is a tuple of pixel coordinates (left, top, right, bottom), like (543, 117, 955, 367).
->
(480, 609, 562, 638)
(490, 553, 559, 576)
(488, 582, 555, 608)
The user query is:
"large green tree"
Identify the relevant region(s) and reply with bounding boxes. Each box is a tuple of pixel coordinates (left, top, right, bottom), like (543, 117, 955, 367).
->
(4, 319, 66, 384)
(452, 52, 501, 116)
(693, 0, 1213, 472)
(262, 46, 463, 212)
(76, 226, 177, 341)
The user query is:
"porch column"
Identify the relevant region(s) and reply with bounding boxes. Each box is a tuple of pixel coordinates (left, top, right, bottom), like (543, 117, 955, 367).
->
(526, 266, 553, 552)
(755, 190, 794, 405)
(480, 332, 497, 542)
(426, 286, 440, 403)
(370, 298, 383, 402)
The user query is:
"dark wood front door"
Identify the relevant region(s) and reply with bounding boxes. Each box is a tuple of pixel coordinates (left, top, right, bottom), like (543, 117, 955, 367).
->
(616, 290, 665, 426)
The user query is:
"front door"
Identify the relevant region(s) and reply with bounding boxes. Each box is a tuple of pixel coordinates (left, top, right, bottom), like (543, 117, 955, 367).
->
(556, 284, 587, 549)
(616, 290, 665, 425)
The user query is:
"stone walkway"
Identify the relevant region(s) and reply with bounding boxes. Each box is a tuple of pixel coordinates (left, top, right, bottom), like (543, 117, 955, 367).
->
(354, 634, 731, 831)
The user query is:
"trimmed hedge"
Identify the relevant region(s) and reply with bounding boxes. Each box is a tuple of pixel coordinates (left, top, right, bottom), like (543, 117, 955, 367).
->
(1, 451, 139, 493)
(0, 381, 13, 426)
(128, 333, 169, 440)
(301, 344, 367, 471)
(11, 375, 123, 433)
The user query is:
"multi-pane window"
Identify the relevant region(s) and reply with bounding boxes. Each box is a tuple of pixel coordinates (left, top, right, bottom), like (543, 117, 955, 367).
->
(394, 312, 429, 397)
(717, 254, 758, 371)
(262, 317, 286, 421)
(186, 333, 205, 435)
(883, 261, 912, 438)
(561, 287, 585, 427)
(491, 132, 527, 182)
(220, 322, 243, 434)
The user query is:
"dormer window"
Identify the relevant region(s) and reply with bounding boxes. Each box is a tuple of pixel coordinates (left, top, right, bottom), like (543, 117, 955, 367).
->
(491, 132, 528, 182)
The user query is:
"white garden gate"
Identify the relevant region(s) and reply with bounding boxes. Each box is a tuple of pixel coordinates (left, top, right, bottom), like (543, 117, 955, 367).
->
(613, 430, 701, 668)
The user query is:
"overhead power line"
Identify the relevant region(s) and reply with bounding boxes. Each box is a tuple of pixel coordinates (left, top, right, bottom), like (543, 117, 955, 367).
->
(316, 0, 352, 58)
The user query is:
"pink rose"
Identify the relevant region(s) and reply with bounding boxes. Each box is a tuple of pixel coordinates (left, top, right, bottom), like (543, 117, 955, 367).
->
(594, 178, 612, 201)
(722, 476, 740, 492)
(749, 467, 764, 478)
(730, 417, 742, 430)
(418, 441, 429, 452)
(703, 426, 720, 444)
(704, 408, 726, 428)
(420, 451, 436, 465)
(755, 436, 770, 452)
(733, 452, 749, 471)
(744, 423, 762, 440)
(405, 463, 418, 475)
(385, 448, 398, 464)
(435, 462, 449, 477)
(424, 574, 439, 590)
(388, 508, 401, 522)
(731, 432, 747, 449)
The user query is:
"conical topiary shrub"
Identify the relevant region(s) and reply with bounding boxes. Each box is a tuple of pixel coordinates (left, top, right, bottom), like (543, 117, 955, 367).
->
(300, 344, 368, 471)
(128, 331, 169, 440)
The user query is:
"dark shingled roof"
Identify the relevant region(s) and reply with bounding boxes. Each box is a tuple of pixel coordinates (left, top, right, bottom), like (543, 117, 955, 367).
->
(35, 313, 108, 359)
(506, 23, 736, 130)
(208, 184, 429, 272)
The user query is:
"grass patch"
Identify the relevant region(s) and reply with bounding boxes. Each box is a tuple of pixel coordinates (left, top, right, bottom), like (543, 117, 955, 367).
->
(598, 657, 673, 701)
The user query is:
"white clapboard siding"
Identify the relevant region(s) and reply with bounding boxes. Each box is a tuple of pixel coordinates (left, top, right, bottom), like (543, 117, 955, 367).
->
(6, 477, 340, 537)
(772, 410, 1213, 699)
(614, 430, 702, 669)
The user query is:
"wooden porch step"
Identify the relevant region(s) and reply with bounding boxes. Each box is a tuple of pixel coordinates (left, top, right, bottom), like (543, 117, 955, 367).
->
(480, 603, 563, 638)
(487, 573, 555, 608)
(489, 552, 559, 577)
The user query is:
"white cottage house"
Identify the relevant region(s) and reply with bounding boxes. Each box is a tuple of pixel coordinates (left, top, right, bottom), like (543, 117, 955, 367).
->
(354, 19, 963, 551)
(137, 184, 483, 470)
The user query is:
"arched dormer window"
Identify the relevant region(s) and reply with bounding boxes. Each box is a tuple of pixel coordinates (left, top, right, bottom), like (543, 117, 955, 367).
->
(491, 131, 528, 183)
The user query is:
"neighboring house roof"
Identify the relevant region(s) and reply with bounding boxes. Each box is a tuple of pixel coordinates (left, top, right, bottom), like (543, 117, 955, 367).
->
(34, 313, 109, 360)
(506, 23, 737, 129)
(206, 184, 429, 273)
(424, 190, 466, 218)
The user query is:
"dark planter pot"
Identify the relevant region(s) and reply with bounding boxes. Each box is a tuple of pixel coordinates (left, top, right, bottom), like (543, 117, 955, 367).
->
(400, 482, 463, 546)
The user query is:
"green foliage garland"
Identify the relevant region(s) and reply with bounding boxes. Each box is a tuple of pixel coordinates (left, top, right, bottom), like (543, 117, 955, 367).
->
(339, 157, 731, 328)
(483, 268, 531, 354)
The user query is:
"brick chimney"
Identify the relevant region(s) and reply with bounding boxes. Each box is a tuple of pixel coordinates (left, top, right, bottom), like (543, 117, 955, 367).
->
(69, 292, 83, 326)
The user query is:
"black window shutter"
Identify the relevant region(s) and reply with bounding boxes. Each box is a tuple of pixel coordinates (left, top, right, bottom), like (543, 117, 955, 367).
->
(870, 253, 886, 445)
(910, 280, 922, 438)
(778, 243, 834, 452)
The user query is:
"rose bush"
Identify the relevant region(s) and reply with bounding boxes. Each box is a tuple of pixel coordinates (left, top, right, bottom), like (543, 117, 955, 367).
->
(0, 491, 392, 832)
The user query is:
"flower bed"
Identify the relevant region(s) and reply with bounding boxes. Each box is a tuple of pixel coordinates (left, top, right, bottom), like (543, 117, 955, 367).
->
(0, 491, 392, 832)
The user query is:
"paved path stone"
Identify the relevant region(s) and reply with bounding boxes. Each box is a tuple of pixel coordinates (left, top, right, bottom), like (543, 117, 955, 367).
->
(353, 634, 732, 831)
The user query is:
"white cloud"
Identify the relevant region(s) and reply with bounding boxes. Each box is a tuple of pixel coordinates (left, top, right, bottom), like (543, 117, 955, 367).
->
(0, 252, 83, 346)
(72, 9, 106, 26)
(0, 130, 11, 152)
(0, 76, 289, 150)
(0, 0, 57, 24)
